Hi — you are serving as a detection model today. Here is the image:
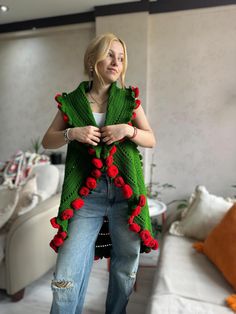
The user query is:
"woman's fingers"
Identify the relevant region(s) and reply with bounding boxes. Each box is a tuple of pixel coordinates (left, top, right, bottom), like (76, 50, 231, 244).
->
(93, 130, 102, 138)
(91, 135, 101, 143)
(87, 127, 101, 145)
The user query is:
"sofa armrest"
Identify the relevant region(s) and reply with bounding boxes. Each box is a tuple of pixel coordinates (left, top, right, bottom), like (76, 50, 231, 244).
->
(5, 194, 61, 295)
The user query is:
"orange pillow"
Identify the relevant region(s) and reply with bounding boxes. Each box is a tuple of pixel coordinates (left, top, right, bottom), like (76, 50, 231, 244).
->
(193, 203, 236, 311)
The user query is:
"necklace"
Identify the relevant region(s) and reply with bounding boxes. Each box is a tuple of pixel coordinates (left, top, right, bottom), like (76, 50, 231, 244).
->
(89, 92, 108, 106)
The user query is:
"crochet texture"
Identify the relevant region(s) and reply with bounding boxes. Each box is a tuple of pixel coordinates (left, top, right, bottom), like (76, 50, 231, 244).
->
(50, 81, 158, 258)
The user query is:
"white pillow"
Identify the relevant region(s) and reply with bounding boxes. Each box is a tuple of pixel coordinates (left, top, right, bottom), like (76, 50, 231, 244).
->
(0, 187, 19, 229)
(1, 174, 39, 232)
(54, 164, 65, 193)
(169, 186, 233, 240)
(30, 164, 59, 201)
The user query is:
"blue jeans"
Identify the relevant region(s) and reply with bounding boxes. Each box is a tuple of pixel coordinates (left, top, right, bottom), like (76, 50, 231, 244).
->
(50, 174, 141, 314)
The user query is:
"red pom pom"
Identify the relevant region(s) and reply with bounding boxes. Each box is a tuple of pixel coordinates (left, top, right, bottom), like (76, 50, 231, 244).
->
(88, 148, 96, 155)
(79, 186, 90, 197)
(114, 176, 125, 188)
(149, 239, 159, 250)
(138, 195, 146, 207)
(107, 165, 119, 178)
(132, 206, 141, 216)
(58, 231, 67, 239)
(131, 112, 137, 120)
(91, 169, 102, 179)
(122, 184, 133, 199)
(128, 122, 132, 126)
(140, 230, 152, 246)
(63, 114, 69, 123)
(50, 217, 60, 229)
(110, 146, 117, 155)
(129, 223, 141, 233)
(71, 198, 84, 210)
(92, 158, 103, 169)
(128, 215, 134, 224)
(94, 256, 100, 261)
(53, 234, 64, 247)
(57, 103, 62, 109)
(135, 99, 141, 109)
(132, 86, 139, 98)
(86, 177, 97, 190)
(50, 240, 58, 252)
(54, 93, 62, 102)
(105, 156, 113, 167)
(61, 209, 74, 220)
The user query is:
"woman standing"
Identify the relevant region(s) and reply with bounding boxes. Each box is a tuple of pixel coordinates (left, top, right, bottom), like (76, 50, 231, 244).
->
(42, 33, 157, 314)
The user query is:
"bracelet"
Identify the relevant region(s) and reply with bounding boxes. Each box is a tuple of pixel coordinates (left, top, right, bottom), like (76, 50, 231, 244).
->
(129, 126, 138, 139)
(63, 128, 71, 144)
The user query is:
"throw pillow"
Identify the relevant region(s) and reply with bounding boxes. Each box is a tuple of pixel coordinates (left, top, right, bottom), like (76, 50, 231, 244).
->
(2, 174, 38, 232)
(169, 186, 233, 240)
(30, 164, 60, 201)
(193, 203, 236, 312)
(54, 164, 65, 193)
(0, 187, 19, 229)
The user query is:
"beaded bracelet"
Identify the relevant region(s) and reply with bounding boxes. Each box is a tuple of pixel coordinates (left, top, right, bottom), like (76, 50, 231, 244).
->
(129, 126, 138, 139)
(63, 128, 71, 144)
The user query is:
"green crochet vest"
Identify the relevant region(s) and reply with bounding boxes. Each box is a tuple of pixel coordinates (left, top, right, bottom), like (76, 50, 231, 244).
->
(49, 81, 158, 258)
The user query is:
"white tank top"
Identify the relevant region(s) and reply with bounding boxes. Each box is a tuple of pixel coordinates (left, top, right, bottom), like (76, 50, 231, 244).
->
(92, 112, 106, 127)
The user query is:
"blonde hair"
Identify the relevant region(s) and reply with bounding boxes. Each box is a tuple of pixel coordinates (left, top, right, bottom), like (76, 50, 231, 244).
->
(84, 33, 127, 88)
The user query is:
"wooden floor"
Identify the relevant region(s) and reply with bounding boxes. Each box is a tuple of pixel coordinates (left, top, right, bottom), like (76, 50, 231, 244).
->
(0, 251, 158, 314)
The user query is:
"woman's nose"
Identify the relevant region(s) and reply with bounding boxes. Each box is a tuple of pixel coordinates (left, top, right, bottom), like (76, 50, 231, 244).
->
(111, 56, 118, 66)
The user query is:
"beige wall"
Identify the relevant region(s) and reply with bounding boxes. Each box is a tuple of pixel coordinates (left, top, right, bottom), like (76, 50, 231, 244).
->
(0, 23, 95, 160)
(0, 5, 236, 200)
(148, 6, 236, 200)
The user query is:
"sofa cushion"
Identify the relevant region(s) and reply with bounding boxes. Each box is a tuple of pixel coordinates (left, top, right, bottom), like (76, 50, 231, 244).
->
(16, 174, 38, 215)
(149, 234, 234, 308)
(54, 164, 65, 193)
(0, 233, 6, 264)
(30, 164, 59, 201)
(147, 294, 233, 314)
(194, 203, 236, 291)
(1, 174, 39, 232)
(169, 186, 233, 240)
(0, 187, 19, 229)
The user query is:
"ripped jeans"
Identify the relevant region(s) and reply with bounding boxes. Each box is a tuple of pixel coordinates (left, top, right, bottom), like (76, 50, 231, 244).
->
(50, 174, 141, 314)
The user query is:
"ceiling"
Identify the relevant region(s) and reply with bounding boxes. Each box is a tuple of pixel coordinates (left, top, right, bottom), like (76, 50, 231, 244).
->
(0, 0, 140, 24)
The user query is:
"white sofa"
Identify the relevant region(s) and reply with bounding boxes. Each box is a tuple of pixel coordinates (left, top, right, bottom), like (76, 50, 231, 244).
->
(146, 233, 234, 314)
(146, 185, 236, 314)
(0, 163, 64, 301)
(0, 193, 60, 300)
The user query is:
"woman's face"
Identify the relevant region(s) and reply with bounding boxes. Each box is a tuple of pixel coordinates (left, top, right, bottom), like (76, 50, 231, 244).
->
(97, 40, 124, 85)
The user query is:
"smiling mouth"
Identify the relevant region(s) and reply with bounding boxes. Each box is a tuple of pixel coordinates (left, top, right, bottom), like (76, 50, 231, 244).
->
(108, 68, 118, 73)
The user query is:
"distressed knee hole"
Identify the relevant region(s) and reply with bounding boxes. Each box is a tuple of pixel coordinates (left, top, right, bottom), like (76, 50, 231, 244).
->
(51, 279, 73, 289)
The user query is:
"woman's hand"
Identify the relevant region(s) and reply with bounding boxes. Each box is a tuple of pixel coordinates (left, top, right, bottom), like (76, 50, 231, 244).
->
(70, 126, 101, 146)
(100, 124, 132, 145)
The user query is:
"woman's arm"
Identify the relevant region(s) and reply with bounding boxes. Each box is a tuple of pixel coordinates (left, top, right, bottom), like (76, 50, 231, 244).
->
(100, 105, 156, 148)
(126, 105, 156, 148)
(42, 111, 68, 149)
(42, 111, 101, 149)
